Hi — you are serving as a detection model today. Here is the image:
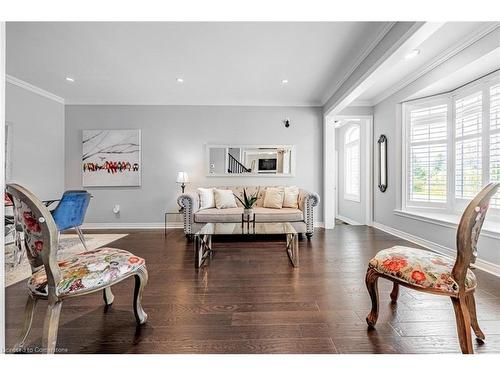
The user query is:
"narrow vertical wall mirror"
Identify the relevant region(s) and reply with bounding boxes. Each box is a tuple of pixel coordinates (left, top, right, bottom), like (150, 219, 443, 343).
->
(378, 135, 387, 192)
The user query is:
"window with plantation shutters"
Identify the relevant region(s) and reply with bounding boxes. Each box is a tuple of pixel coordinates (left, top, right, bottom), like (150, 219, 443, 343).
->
(491, 84, 500, 130)
(490, 84, 500, 208)
(455, 91, 483, 200)
(403, 72, 500, 219)
(408, 104, 448, 203)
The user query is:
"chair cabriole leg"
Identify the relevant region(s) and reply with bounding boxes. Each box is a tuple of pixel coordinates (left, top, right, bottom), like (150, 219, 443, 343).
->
(42, 299, 63, 354)
(103, 287, 115, 306)
(133, 266, 148, 325)
(365, 268, 380, 327)
(390, 283, 399, 303)
(465, 292, 485, 341)
(451, 296, 474, 354)
(13, 295, 38, 352)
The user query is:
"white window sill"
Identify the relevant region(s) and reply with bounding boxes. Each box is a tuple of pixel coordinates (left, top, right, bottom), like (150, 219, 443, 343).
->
(393, 209, 500, 240)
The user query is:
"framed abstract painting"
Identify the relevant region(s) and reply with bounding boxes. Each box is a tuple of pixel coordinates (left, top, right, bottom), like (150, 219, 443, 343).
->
(82, 129, 141, 187)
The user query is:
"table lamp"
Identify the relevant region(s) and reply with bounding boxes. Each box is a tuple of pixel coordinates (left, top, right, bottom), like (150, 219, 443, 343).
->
(176, 172, 189, 194)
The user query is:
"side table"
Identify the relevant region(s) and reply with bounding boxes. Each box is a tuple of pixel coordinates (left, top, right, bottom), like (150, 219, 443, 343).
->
(164, 210, 184, 236)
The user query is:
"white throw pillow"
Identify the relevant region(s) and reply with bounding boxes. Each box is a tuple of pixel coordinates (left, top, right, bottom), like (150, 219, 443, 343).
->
(198, 188, 215, 210)
(283, 186, 299, 208)
(263, 187, 284, 209)
(214, 189, 238, 209)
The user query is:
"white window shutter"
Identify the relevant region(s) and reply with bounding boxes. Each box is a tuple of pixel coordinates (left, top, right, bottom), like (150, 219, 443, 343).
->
(490, 83, 500, 131)
(490, 84, 500, 208)
(455, 91, 483, 199)
(408, 104, 448, 203)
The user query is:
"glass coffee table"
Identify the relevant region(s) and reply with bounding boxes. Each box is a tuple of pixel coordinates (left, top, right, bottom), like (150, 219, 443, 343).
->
(193, 222, 305, 269)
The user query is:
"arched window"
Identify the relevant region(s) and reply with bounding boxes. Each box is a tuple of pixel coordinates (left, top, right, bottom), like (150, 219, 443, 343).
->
(344, 124, 361, 201)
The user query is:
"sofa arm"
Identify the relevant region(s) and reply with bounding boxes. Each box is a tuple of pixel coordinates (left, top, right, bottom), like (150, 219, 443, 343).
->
(298, 189, 320, 236)
(177, 192, 200, 235)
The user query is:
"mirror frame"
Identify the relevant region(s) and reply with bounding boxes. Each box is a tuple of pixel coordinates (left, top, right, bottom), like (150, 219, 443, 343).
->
(378, 135, 387, 192)
(205, 144, 296, 177)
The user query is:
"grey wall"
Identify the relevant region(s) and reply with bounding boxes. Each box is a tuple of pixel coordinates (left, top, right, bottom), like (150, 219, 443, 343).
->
(65, 105, 323, 224)
(6, 83, 65, 199)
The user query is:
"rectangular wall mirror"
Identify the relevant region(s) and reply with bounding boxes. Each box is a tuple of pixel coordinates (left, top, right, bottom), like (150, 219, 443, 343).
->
(206, 144, 295, 177)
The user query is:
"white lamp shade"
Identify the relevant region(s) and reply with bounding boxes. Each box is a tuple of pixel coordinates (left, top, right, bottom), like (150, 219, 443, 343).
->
(176, 172, 189, 183)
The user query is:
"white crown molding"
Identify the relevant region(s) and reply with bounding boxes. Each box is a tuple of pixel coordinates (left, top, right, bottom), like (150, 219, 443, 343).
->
(370, 22, 500, 106)
(320, 22, 395, 105)
(371, 221, 500, 277)
(6, 74, 65, 104)
(64, 101, 323, 107)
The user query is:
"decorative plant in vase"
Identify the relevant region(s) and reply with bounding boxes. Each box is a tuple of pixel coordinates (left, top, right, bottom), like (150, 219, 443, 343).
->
(234, 188, 259, 221)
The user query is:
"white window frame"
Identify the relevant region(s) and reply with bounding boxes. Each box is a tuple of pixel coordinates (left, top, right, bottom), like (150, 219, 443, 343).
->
(344, 123, 361, 202)
(402, 70, 500, 221)
(402, 94, 451, 211)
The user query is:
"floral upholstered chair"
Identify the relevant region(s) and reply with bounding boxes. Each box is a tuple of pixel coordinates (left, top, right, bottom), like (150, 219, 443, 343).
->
(365, 182, 499, 354)
(6, 183, 148, 354)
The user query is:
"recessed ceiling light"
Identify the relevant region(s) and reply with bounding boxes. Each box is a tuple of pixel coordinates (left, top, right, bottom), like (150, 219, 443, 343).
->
(176, 78, 184, 83)
(65, 77, 75, 82)
(281, 79, 289, 84)
(404, 49, 420, 60)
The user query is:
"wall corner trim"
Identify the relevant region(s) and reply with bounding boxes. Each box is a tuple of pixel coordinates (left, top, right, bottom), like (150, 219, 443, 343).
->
(6, 75, 65, 104)
(371, 221, 500, 277)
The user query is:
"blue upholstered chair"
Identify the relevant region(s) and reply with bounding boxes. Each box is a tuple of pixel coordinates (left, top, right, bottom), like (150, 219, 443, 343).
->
(51, 190, 91, 250)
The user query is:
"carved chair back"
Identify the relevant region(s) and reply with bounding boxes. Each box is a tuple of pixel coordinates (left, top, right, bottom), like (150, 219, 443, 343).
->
(6, 183, 61, 295)
(453, 182, 500, 292)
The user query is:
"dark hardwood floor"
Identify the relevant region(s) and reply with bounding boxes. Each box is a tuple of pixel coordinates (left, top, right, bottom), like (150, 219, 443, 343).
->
(5, 226, 500, 354)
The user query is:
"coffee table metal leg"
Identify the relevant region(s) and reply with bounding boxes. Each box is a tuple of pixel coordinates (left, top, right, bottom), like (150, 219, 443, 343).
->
(286, 233, 299, 268)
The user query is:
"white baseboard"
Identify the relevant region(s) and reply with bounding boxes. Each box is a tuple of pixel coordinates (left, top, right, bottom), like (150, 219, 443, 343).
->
(84, 222, 324, 230)
(372, 221, 500, 277)
(336, 215, 363, 226)
(82, 222, 183, 229)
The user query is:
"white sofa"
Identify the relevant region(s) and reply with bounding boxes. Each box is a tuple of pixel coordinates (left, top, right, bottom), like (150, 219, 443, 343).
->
(177, 185, 320, 238)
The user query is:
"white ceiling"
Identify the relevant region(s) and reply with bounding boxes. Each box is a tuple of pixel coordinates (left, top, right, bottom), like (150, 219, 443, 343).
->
(353, 22, 500, 105)
(409, 47, 500, 100)
(6, 22, 390, 106)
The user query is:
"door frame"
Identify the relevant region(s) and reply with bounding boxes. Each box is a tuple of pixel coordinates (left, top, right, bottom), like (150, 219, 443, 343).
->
(324, 114, 373, 228)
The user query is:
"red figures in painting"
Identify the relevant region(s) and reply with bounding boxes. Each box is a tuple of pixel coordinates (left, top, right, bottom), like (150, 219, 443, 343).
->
(83, 161, 139, 174)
